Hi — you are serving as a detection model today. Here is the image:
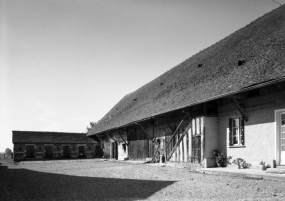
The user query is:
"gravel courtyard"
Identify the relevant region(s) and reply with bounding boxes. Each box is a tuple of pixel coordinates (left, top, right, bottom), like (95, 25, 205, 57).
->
(1, 159, 285, 200)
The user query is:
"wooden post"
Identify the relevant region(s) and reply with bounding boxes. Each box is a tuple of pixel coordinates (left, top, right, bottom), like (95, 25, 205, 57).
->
(186, 127, 189, 162)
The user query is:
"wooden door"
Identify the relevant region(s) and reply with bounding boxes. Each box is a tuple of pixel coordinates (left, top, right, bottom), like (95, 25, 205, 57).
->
(192, 136, 201, 163)
(112, 142, 118, 160)
(94, 145, 103, 158)
(79, 146, 85, 158)
(63, 146, 70, 158)
(45, 146, 53, 158)
(26, 145, 35, 158)
(281, 113, 285, 165)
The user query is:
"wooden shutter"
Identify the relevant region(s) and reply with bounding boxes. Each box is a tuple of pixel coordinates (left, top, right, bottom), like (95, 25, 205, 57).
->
(229, 119, 233, 146)
(240, 118, 245, 145)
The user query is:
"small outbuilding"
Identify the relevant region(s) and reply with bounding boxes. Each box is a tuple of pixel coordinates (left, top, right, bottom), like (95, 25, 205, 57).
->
(12, 131, 102, 161)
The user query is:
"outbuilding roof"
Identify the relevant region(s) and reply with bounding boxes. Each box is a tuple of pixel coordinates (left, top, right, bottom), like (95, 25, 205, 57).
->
(13, 131, 97, 144)
(88, 5, 285, 136)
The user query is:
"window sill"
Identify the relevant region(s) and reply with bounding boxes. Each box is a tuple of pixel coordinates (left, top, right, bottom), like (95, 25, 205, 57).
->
(229, 145, 246, 148)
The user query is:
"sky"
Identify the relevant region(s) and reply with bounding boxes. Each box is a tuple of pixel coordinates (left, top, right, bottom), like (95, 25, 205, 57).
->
(0, 0, 284, 152)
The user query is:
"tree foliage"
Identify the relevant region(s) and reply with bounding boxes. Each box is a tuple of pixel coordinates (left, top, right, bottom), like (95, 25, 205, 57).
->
(86, 121, 97, 132)
(5, 148, 12, 158)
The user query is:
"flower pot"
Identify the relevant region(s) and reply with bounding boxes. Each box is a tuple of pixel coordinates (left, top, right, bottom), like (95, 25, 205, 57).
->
(259, 164, 266, 171)
(237, 163, 241, 169)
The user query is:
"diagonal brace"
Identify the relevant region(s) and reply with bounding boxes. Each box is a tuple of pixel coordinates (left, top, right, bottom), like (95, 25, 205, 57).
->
(160, 117, 175, 133)
(137, 123, 155, 143)
(165, 113, 189, 150)
(232, 97, 248, 122)
(96, 135, 103, 143)
(106, 133, 118, 143)
(118, 131, 129, 146)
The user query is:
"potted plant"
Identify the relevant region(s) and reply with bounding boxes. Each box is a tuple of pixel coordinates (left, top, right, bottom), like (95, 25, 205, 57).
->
(259, 161, 266, 170)
(212, 149, 228, 167)
(232, 158, 242, 169)
(232, 158, 251, 169)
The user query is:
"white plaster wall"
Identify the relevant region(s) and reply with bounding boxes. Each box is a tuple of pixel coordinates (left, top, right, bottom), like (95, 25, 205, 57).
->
(204, 117, 219, 168)
(118, 142, 128, 161)
(218, 90, 285, 167)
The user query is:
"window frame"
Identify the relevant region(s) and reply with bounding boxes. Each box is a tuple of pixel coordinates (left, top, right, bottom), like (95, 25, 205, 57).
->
(229, 117, 245, 147)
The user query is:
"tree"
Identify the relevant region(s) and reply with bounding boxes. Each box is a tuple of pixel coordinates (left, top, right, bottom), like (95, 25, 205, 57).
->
(5, 148, 12, 159)
(86, 121, 97, 132)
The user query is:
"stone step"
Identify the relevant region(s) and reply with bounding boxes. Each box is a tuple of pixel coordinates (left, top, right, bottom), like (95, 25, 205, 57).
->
(276, 165, 285, 169)
(266, 168, 285, 174)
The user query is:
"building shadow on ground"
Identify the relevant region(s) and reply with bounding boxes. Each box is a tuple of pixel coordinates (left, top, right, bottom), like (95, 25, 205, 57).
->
(0, 162, 175, 200)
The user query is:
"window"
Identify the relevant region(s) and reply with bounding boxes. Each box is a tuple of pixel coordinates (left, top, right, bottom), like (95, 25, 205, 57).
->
(73, 147, 75, 150)
(19, 147, 21, 151)
(89, 147, 91, 150)
(39, 147, 41, 150)
(57, 147, 59, 151)
(229, 118, 244, 146)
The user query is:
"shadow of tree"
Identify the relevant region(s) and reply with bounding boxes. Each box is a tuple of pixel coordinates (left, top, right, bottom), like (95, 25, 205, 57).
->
(0, 163, 175, 200)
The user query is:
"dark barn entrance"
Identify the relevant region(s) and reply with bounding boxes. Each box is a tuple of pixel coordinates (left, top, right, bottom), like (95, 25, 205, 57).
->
(63, 146, 70, 158)
(95, 145, 103, 158)
(26, 145, 35, 158)
(45, 146, 53, 158)
(79, 146, 85, 158)
(112, 142, 118, 160)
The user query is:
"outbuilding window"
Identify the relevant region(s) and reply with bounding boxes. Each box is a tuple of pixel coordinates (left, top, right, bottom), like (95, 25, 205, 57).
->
(229, 118, 244, 146)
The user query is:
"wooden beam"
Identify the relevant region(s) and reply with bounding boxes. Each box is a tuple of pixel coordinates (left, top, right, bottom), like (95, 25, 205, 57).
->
(136, 123, 152, 140)
(160, 117, 175, 132)
(224, 95, 247, 100)
(203, 102, 207, 116)
(118, 131, 129, 146)
(165, 113, 189, 150)
(167, 118, 192, 161)
(96, 135, 103, 143)
(106, 133, 118, 143)
(232, 97, 248, 122)
(232, 95, 247, 100)
(167, 132, 187, 161)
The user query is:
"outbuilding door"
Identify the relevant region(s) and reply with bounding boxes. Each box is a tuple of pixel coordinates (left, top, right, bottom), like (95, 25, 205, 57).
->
(26, 145, 35, 158)
(95, 145, 103, 158)
(79, 146, 85, 158)
(45, 146, 53, 158)
(63, 146, 70, 158)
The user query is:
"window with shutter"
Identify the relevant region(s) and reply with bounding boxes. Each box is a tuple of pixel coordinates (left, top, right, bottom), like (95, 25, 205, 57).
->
(229, 118, 245, 146)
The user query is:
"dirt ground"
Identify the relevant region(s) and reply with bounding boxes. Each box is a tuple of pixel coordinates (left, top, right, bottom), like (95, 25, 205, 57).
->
(1, 159, 285, 200)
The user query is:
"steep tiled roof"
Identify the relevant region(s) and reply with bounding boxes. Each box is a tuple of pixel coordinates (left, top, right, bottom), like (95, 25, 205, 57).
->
(13, 131, 97, 144)
(88, 5, 285, 136)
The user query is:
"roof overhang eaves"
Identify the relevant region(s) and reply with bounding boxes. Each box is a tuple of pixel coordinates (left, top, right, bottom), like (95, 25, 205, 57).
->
(89, 76, 285, 136)
(13, 142, 97, 144)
